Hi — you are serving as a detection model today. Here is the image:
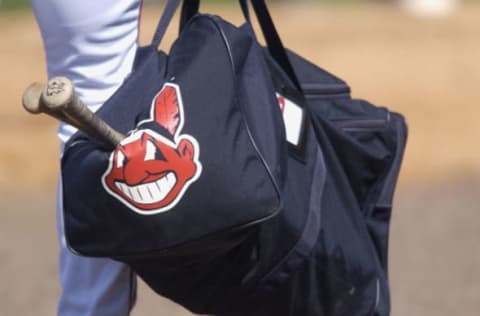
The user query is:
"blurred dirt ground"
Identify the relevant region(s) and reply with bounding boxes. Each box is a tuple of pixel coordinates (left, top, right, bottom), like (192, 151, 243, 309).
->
(0, 3, 479, 316)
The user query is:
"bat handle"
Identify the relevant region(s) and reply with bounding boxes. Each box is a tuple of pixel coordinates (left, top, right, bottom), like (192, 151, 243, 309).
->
(42, 77, 125, 148)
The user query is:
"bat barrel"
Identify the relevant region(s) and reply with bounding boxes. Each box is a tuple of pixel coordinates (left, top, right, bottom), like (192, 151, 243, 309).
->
(22, 82, 44, 114)
(41, 77, 125, 148)
(22, 81, 80, 125)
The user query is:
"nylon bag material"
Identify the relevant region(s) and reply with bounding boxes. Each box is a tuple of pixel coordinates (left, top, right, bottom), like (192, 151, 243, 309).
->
(61, 1, 407, 315)
(61, 5, 287, 258)
(229, 51, 408, 316)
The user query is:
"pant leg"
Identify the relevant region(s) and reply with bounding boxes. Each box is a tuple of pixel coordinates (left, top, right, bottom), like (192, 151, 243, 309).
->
(30, 0, 143, 315)
(57, 178, 136, 316)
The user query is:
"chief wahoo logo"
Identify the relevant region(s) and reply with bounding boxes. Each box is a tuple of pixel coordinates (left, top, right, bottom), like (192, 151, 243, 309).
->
(102, 83, 202, 215)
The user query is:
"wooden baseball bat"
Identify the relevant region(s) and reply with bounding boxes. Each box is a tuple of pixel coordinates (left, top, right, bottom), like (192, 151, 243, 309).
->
(22, 77, 125, 149)
(22, 82, 80, 127)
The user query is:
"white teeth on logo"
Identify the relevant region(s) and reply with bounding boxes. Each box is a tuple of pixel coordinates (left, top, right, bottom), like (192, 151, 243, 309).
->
(115, 172, 177, 204)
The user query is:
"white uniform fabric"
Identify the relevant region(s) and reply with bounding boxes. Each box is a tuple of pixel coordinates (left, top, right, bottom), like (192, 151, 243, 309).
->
(31, 1, 143, 315)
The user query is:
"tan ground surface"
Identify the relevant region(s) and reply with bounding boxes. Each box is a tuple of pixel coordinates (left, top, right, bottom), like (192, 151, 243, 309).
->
(0, 3, 479, 316)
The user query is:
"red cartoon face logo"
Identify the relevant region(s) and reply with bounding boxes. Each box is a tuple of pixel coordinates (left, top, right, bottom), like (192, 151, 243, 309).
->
(102, 83, 201, 214)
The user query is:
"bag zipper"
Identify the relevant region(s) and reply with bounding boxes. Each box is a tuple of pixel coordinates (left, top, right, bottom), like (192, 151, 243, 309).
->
(302, 82, 351, 95)
(330, 115, 389, 132)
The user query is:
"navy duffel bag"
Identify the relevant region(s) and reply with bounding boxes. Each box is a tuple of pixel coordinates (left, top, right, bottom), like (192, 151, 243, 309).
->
(61, 1, 407, 315)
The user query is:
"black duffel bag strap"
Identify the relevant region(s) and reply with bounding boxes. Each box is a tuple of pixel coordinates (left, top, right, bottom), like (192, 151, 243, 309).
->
(179, 0, 250, 32)
(151, 0, 182, 48)
(179, 0, 303, 92)
(151, 0, 245, 53)
(246, 0, 302, 92)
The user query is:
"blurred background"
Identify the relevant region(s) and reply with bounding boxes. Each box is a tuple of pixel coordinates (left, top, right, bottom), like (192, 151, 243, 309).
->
(0, 0, 479, 315)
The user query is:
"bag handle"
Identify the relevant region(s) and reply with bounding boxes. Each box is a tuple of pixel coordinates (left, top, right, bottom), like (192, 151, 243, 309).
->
(152, 0, 302, 92)
(179, 0, 250, 33)
(179, 0, 302, 91)
(151, 0, 180, 48)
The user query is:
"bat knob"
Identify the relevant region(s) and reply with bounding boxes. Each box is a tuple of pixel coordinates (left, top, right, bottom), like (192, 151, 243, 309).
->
(42, 76, 75, 110)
